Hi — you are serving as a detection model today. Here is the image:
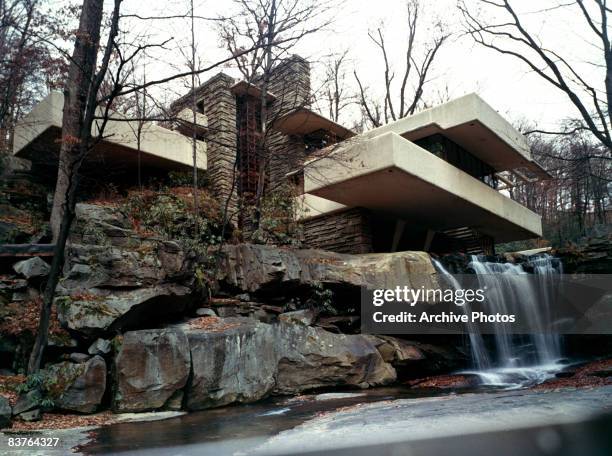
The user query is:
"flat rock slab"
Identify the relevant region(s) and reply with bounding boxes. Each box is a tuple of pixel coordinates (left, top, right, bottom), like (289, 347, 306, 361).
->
(247, 386, 612, 455)
(57, 284, 193, 337)
(219, 244, 438, 294)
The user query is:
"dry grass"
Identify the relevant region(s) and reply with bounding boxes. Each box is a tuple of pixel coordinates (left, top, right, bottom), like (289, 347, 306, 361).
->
(188, 316, 241, 332)
(6, 411, 117, 431)
(533, 358, 612, 390)
(0, 297, 69, 339)
(0, 375, 25, 407)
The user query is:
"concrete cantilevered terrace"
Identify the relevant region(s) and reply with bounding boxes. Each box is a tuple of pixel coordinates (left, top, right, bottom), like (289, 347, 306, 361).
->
(12, 91, 207, 174)
(300, 94, 545, 244)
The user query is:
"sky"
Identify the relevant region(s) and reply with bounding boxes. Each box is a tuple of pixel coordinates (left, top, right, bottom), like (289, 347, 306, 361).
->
(117, 0, 606, 133)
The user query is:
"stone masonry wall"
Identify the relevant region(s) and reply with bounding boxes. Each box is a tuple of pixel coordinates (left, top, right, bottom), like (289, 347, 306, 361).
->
(171, 73, 239, 221)
(267, 55, 311, 190)
(268, 132, 305, 190)
(197, 74, 238, 221)
(303, 208, 373, 254)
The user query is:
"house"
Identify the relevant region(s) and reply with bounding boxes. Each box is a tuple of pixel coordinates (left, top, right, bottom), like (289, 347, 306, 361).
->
(11, 55, 547, 254)
(296, 93, 548, 255)
(11, 90, 207, 194)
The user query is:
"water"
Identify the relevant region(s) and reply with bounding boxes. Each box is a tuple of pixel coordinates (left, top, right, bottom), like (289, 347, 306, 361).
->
(79, 387, 443, 455)
(434, 254, 565, 389)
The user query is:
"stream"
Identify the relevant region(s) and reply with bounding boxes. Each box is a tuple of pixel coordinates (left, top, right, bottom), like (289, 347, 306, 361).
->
(74, 384, 612, 455)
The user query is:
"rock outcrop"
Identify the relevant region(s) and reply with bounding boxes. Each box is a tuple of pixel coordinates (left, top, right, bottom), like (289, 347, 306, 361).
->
(113, 329, 190, 412)
(218, 244, 438, 294)
(62, 242, 189, 290)
(1, 198, 473, 419)
(70, 203, 135, 247)
(52, 203, 197, 339)
(556, 231, 612, 274)
(184, 318, 277, 410)
(57, 284, 193, 337)
(170, 317, 396, 411)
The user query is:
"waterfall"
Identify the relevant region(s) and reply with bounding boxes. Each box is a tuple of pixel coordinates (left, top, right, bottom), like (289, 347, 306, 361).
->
(431, 259, 491, 371)
(433, 254, 565, 388)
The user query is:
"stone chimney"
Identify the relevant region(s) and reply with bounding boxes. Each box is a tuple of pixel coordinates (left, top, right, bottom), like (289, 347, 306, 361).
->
(268, 55, 311, 112)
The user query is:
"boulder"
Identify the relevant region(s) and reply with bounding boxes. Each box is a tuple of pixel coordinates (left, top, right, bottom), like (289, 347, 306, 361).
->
(273, 323, 396, 394)
(88, 338, 111, 356)
(113, 329, 190, 412)
(57, 284, 193, 337)
(10, 287, 39, 302)
(12, 257, 50, 281)
(219, 244, 438, 295)
(70, 203, 135, 246)
(184, 318, 277, 410)
(13, 390, 40, 415)
(46, 356, 106, 413)
(181, 317, 396, 410)
(278, 309, 315, 326)
(0, 396, 12, 428)
(195, 308, 216, 317)
(18, 409, 41, 422)
(69, 353, 91, 363)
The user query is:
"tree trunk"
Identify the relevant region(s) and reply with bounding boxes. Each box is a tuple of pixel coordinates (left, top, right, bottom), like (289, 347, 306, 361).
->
(28, 0, 104, 374)
(49, 0, 104, 240)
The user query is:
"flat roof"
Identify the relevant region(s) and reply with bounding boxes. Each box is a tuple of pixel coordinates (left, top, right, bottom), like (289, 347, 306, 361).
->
(12, 92, 206, 171)
(303, 132, 542, 243)
(272, 107, 356, 139)
(363, 93, 547, 177)
(230, 80, 277, 102)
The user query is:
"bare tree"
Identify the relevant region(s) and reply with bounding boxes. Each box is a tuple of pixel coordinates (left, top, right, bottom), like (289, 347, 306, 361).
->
(29, 0, 121, 373)
(505, 125, 610, 246)
(189, 0, 200, 235)
(322, 50, 353, 122)
(355, 0, 448, 128)
(459, 0, 612, 153)
(219, 0, 332, 229)
(116, 60, 153, 189)
(0, 0, 69, 155)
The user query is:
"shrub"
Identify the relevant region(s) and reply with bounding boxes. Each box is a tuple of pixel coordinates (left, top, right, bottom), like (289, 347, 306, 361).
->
(249, 183, 302, 246)
(122, 186, 230, 287)
(168, 170, 209, 189)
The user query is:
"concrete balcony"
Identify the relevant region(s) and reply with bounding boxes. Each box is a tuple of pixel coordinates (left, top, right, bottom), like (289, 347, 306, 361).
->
(302, 131, 542, 243)
(12, 91, 207, 172)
